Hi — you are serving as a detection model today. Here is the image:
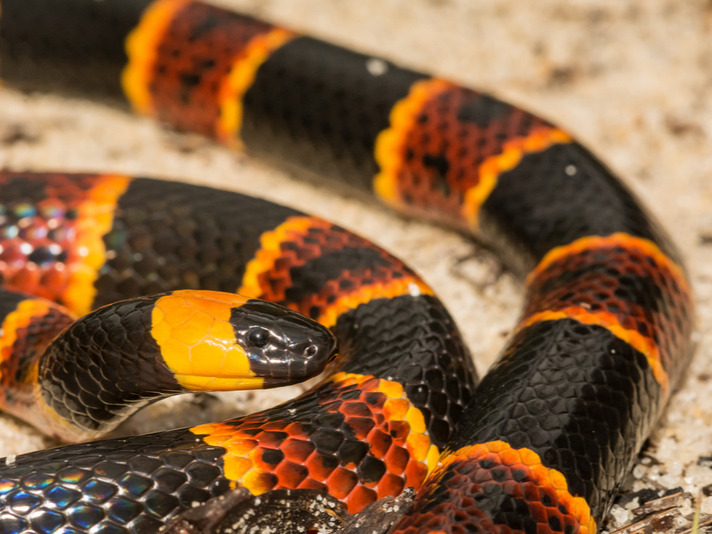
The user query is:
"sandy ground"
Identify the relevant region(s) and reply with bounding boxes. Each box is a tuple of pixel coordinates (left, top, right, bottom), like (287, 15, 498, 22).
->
(0, 0, 711, 531)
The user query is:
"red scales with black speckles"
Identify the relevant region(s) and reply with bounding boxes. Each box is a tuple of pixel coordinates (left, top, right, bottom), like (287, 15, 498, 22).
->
(193, 373, 439, 513)
(144, 1, 277, 137)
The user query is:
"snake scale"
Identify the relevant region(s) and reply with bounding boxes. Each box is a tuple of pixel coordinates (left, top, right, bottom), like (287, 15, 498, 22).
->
(0, 1, 697, 533)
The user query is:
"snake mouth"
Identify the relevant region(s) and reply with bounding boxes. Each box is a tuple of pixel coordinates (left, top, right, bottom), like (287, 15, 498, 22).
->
(172, 374, 266, 392)
(245, 341, 339, 382)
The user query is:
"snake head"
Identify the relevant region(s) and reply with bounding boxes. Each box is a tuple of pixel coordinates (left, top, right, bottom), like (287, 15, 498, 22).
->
(151, 290, 337, 391)
(231, 299, 338, 388)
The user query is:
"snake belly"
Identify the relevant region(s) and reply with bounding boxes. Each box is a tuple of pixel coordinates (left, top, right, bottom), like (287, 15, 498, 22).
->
(0, 1, 697, 534)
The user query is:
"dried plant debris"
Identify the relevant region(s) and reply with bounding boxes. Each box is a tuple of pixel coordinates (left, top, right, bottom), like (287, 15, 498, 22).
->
(162, 488, 254, 534)
(609, 487, 712, 534)
(162, 488, 415, 534)
(337, 489, 415, 534)
(615, 486, 684, 512)
(163, 489, 347, 534)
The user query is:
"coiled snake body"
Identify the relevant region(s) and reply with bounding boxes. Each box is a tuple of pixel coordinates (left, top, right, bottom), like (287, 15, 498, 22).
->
(0, 1, 696, 533)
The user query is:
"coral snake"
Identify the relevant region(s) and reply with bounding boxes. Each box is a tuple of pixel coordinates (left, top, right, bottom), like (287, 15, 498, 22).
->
(0, 1, 696, 533)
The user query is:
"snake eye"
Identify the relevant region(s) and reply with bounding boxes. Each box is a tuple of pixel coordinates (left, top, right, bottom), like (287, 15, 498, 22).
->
(304, 344, 318, 357)
(247, 327, 270, 348)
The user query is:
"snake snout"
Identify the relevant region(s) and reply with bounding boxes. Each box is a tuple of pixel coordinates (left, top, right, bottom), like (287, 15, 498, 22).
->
(231, 298, 338, 386)
(255, 317, 338, 386)
(291, 325, 339, 375)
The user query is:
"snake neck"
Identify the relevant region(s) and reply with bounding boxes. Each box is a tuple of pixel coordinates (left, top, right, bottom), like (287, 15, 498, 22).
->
(32, 295, 182, 442)
(0, 293, 184, 443)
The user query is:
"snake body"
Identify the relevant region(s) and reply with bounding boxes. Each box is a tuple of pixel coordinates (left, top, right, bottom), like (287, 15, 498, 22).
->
(0, 1, 696, 534)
